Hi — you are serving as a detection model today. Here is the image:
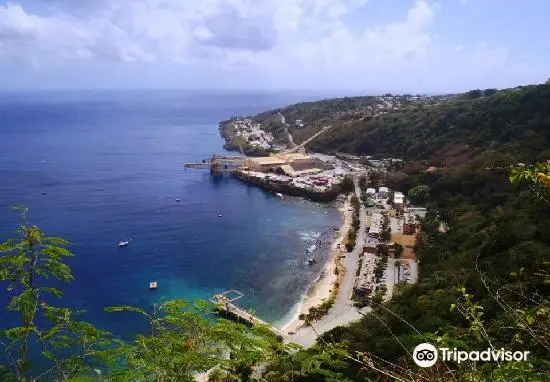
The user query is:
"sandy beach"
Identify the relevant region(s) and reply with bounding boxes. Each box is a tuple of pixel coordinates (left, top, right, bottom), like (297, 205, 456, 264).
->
(281, 196, 353, 333)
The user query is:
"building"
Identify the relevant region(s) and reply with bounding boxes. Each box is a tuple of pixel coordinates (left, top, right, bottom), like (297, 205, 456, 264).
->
(369, 212, 384, 236)
(366, 188, 376, 195)
(393, 192, 404, 205)
(403, 223, 416, 235)
(244, 153, 316, 172)
(408, 207, 427, 219)
(378, 187, 389, 198)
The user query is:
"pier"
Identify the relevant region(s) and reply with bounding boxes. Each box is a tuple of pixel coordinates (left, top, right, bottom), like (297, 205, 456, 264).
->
(210, 290, 286, 337)
(184, 155, 245, 174)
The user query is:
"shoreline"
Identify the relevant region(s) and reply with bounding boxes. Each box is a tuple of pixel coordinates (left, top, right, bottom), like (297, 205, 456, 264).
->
(280, 196, 353, 333)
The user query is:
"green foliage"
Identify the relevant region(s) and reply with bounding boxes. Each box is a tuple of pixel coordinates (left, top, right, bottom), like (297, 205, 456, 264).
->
(358, 175, 368, 191)
(0, 207, 113, 381)
(104, 299, 285, 382)
(393, 243, 404, 259)
(305, 84, 550, 164)
(340, 175, 354, 194)
(407, 184, 430, 205)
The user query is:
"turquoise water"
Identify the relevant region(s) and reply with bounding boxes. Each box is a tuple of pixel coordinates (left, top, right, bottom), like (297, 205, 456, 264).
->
(0, 90, 341, 339)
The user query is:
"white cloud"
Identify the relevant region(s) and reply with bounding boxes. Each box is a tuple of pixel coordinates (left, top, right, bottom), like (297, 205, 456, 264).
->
(0, 0, 540, 90)
(0, 2, 153, 63)
(0, 0, 373, 65)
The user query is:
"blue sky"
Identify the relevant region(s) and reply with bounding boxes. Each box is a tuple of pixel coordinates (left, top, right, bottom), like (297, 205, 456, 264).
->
(0, 0, 548, 92)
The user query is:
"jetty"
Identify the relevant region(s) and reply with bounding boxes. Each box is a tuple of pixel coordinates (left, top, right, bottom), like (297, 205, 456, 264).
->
(210, 290, 286, 337)
(184, 155, 245, 175)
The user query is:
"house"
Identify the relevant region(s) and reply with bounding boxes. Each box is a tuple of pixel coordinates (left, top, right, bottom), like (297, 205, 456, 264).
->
(403, 223, 416, 235)
(425, 166, 438, 173)
(393, 192, 405, 205)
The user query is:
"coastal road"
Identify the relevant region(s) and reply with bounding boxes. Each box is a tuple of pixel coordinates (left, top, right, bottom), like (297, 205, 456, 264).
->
(287, 177, 367, 348)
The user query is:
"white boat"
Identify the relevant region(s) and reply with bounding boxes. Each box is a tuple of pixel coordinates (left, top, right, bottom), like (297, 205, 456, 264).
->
(117, 240, 129, 248)
(149, 281, 158, 290)
(276, 193, 284, 199)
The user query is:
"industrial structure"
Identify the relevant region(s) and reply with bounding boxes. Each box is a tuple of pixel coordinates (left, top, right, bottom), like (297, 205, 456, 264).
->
(184, 154, 245, 175)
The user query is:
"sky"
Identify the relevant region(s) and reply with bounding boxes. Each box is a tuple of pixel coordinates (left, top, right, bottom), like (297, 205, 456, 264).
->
(0, 0, 548, 92)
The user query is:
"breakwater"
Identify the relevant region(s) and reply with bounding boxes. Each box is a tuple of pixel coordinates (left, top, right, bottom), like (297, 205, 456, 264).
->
(234, 170, 340, 202)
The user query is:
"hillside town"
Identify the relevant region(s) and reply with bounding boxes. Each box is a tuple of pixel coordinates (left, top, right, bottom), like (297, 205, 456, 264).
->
(220, 93, 454, 155)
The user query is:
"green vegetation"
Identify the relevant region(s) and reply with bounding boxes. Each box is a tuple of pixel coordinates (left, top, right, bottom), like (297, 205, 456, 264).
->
(304, 85, 550, 164)
(340, 174, 355, 194)
(299, 297, 336, 326)
(345, 195, 361, 252)
(2, 85, 550, 381)
(393, 243, 404, 259)
(407, 184, 430, 205)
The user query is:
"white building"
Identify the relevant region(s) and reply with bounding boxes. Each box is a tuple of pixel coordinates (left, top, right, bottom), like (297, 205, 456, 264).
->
(393, 192, 404, 205)
(378, 187, 389, 198)
(366, 188, 376, 195)
(369, 212, 384, 236)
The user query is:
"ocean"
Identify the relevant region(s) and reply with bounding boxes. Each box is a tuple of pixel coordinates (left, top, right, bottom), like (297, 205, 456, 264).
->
(0, 90, 341, 339)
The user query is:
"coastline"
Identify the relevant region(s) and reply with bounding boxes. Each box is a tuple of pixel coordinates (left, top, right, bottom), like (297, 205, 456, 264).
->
(280, 196, 352, 333)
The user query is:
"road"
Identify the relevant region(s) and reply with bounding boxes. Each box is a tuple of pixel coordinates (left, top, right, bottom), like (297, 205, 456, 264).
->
(286, 177, 367, 347)
(287, 125, 332, 154)
(278, 112, 296, 148)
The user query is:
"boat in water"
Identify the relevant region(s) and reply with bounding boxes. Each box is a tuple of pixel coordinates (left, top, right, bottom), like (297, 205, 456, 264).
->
(117, 240, 130, 248)
(276, 193, 284, 199)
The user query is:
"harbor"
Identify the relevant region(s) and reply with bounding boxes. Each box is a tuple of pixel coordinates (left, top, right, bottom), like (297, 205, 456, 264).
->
(184, 152, 356, 201)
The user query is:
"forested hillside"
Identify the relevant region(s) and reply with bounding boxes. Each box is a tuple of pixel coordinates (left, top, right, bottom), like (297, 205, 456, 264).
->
(258, 85, 550, 166)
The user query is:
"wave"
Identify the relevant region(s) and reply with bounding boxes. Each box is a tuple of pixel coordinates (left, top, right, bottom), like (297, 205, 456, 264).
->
(299, 231, 321, 241)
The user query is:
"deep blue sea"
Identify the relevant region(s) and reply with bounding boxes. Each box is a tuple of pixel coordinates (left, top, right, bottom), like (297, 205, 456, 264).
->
(0, 90, 341, 339)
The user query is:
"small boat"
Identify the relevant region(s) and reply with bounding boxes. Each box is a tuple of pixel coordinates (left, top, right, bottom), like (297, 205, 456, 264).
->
(307, 258, 317, 265)
(149, 281, 158, 290)
(117, 240, 130, 248)
(218, 214, 223, 217)
(276, 193, 284, 199)
(176, 198, 181, 202)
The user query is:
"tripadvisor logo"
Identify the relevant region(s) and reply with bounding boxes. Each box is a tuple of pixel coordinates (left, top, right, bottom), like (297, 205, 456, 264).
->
(412, 343, 530, 368)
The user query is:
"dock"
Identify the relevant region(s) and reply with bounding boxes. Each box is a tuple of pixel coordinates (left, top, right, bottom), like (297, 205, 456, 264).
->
(184, 155, 245, 174)
(210, 290, 286, 337)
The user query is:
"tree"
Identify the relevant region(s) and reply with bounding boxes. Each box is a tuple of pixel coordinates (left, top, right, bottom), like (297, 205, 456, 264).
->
(368, 171, 381, 187)
(407, 184, 430, 205)
(0, 207, 112, 381)
(393, 244, 404, 259)
(510, 160, 550, 203)
(358, 174, 367, 191)
(105, 300, 283, 382)
(340, 175, 354, 194)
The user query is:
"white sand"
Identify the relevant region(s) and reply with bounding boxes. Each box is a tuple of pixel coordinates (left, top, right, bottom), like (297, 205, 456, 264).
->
(281, 197, 353, 333)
